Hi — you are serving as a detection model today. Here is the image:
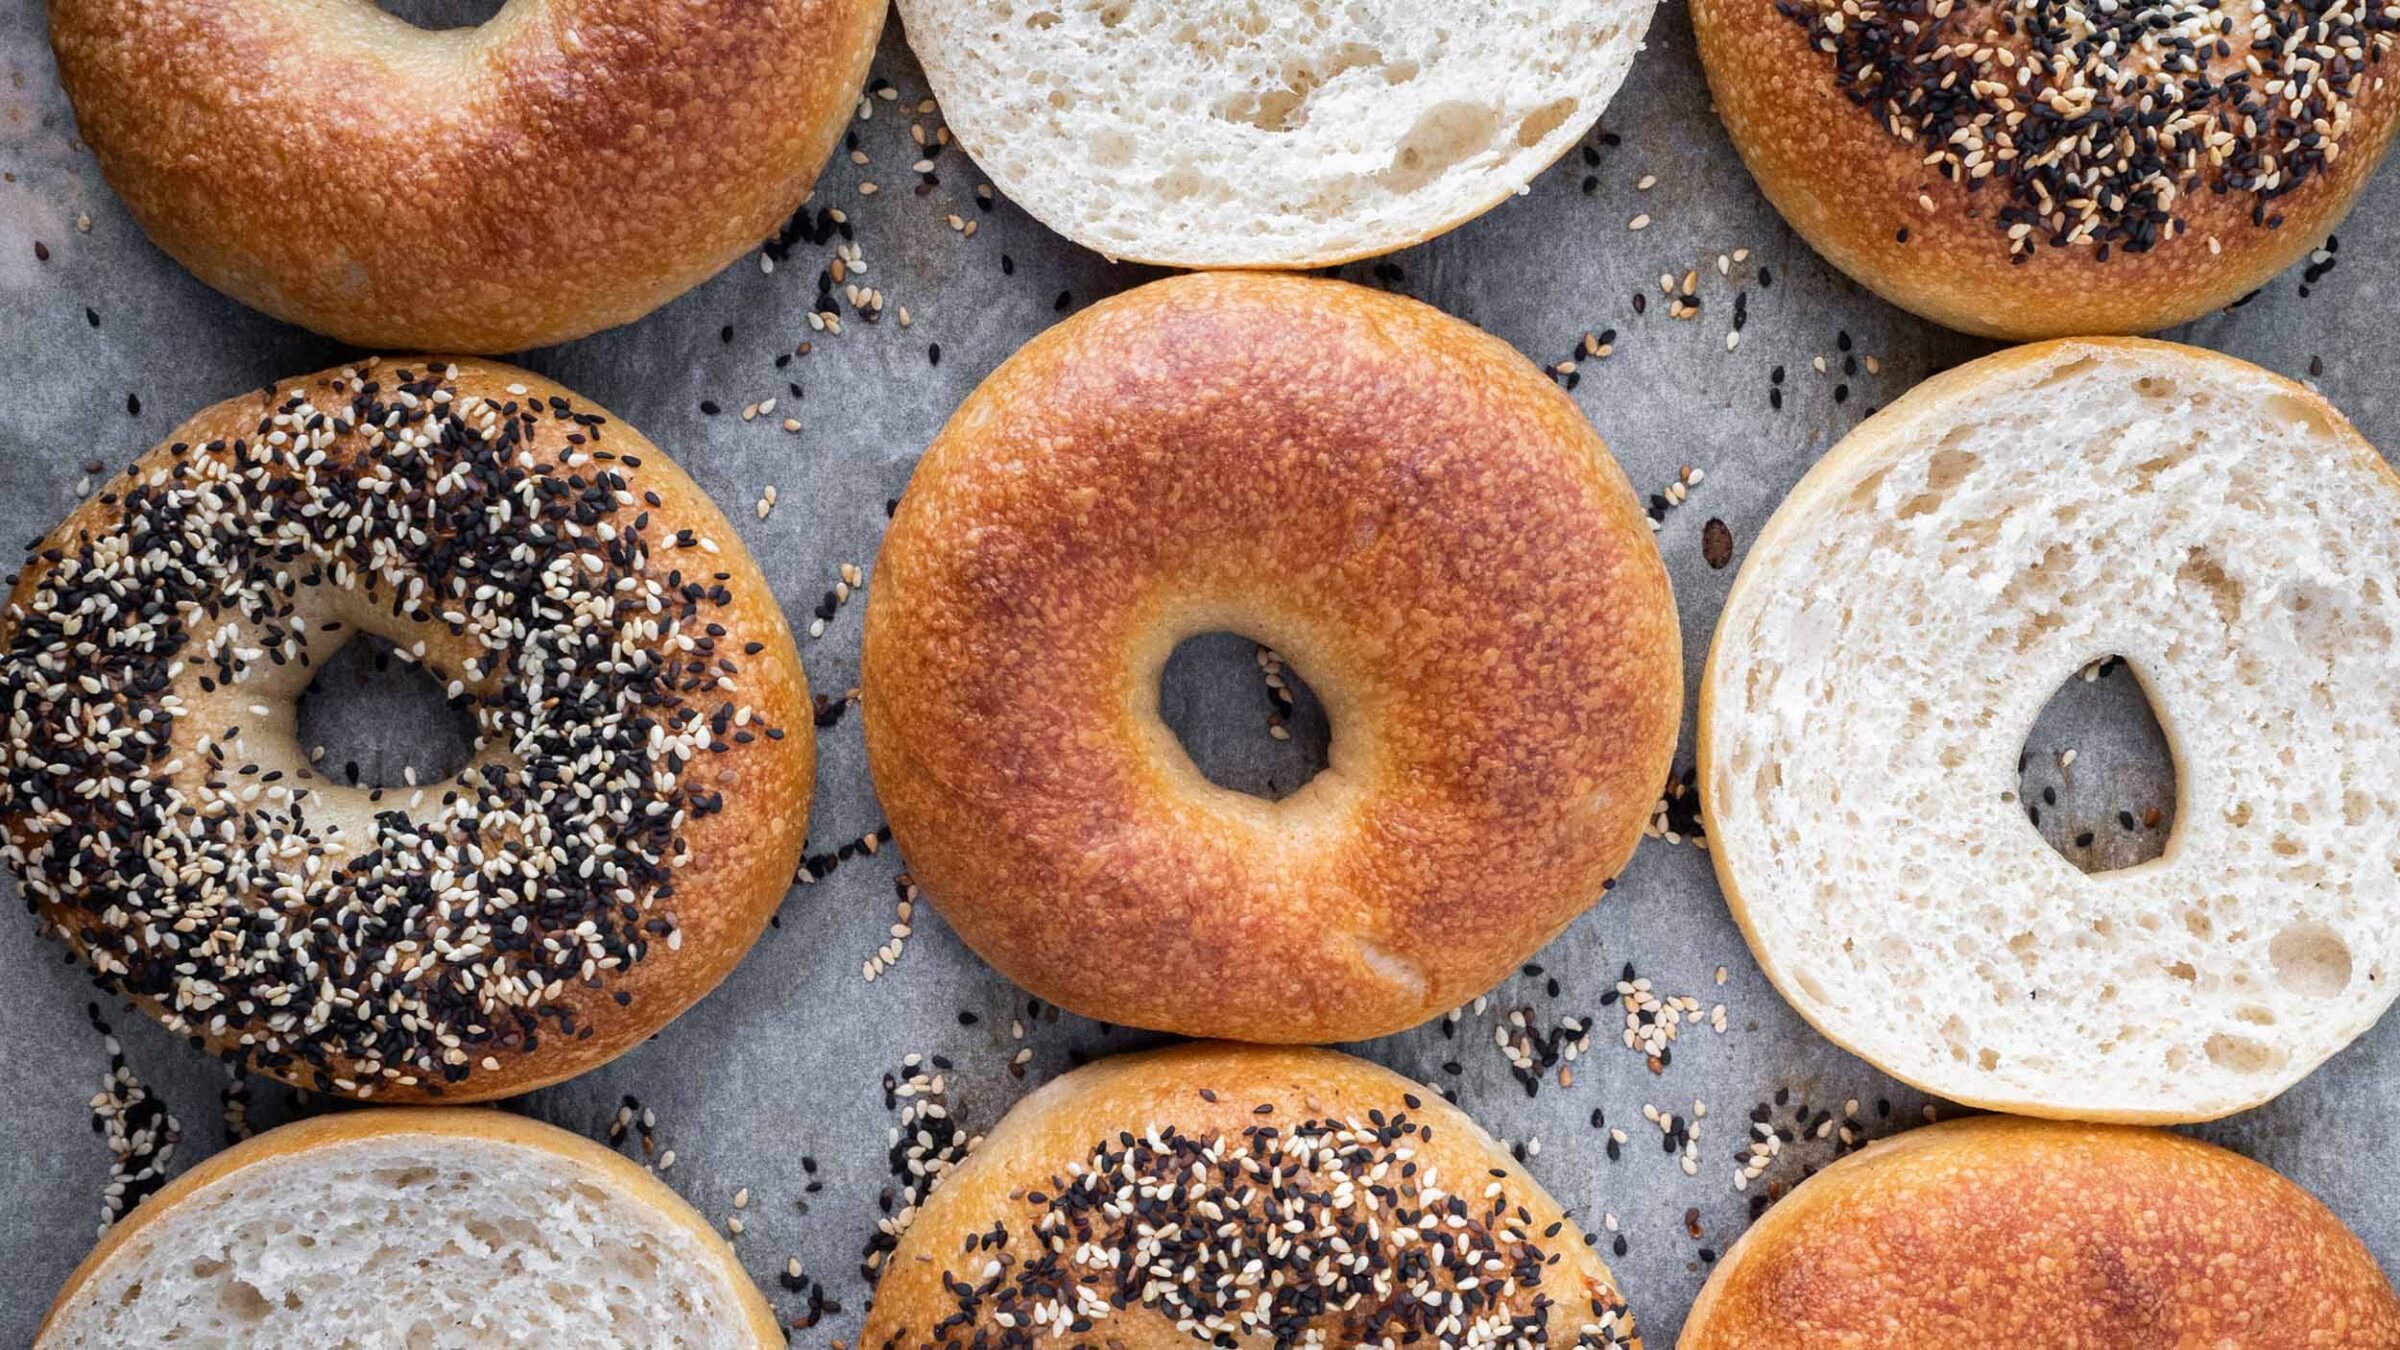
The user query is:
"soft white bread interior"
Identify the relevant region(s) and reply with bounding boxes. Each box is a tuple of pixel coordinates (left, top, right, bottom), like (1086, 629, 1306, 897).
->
(1701, 337, 2400, 1122)
(39, 1109, 778, 1347)
(894, 0, 1654, 267)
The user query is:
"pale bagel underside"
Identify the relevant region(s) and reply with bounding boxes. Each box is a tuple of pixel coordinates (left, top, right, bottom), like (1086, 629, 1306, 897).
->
(38, 1111, 777, 1348)
(895, 0, 1655, 267)
(1702, 338, 2400, 1121)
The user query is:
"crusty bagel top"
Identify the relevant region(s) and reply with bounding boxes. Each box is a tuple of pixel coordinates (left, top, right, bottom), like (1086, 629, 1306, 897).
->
(0, 359, 812, 1102)
(861, 272, 1681, 1044)
(48, 0, 887, 351)
(1679, 1116, 2400, 1348)
(861, 1042, 1643, 1350)
(1691, 0, 2400, 337)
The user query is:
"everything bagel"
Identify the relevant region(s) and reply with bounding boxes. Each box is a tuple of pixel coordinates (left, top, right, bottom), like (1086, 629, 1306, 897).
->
(863, 272, 1681, 1044)
(1691, 0, 2400, 337)
(0, 359, 813, 1101)
(862, 1043, 1644, 1349)
(48, 0, 886, 351)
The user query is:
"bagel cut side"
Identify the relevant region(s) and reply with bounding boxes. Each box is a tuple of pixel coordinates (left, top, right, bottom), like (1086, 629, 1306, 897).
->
(862, 1042, 1644, 1349)
(863, 272, 1681, 1044)
(1701, 338, 2400, 1121)
(50, 0, 886, 351)
(895, 0, 1656, 267)
(39, 1109, 780, 1347)
(0, 359, 814, 1102)
(1679, 1117, 2400, 1348)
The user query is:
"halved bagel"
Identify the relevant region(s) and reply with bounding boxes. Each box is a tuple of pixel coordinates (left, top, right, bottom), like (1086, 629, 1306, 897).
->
(39, 1109, 779, 1347)
(1702, 338, 2400, 1121)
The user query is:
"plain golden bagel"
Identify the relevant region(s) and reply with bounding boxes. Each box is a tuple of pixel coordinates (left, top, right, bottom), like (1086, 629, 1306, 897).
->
(862, 272, 1681, 1044)
(1700, 338, 2400, 1122)
(1679, 1117, 2400, 1348)
(861, 1042, 1644, 1349)
(48, 0, 886, 351)
(38, 1108, 781, 1347)
(0, 359, 814, 1102)
(1691, 0, 2400, 337)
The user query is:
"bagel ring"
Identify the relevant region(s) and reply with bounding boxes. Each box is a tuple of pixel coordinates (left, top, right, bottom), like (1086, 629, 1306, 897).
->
(0, 359, 813, 1101)
(48, 0, 887, 350)
(863, 272, 1681, 1044)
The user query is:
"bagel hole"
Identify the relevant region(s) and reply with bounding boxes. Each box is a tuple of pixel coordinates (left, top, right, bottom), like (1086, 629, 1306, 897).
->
(296, 635, 478, 790)
(1156, 632, 1329, 801)
(375, 0, 507, 30)
(2016, 655, 2176, 874)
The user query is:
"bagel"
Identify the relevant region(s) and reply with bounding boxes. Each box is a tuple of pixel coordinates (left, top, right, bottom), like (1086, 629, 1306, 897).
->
(48, 0, 886, 351)
(861, 1042, 1644, 1350)
(1691, 0, 2400, 337)
(0, 358, 813, 1102)
(894, 0, 1656, 267)
(38, 1107, 778, 1347)
(1700, 337, 2400, 1121)
(861, 272, 1681, 1043)
(1679, 1116, 2400, 1348)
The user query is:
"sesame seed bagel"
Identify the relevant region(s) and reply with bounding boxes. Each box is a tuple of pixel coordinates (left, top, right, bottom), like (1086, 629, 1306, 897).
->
(0, 359, 813, 1102)
(47, 0, 885, 351)
(1679, 1116, 2400, 1348)
(38, 1107, 781, 1347)
(1692, 0, 2400, 337)
(861, 1042, 1644, 1350)
(1700, 337, 2400, 1121)
(861, 272, 1681, 1044)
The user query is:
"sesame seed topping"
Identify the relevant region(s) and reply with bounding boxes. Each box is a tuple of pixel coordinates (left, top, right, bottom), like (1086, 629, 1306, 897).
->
(1782, 0, 2398, 257)
(1, 364, 782, 1096)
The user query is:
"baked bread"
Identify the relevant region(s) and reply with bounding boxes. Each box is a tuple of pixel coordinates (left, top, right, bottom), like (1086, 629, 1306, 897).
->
(1679, 1116, 2400, 1348)
(1700, 337, 2400, 1121)
(861, 1042, 1643, 1349)
(49, 0, 886, 351)
(38, 1107, 780, 1347)
(1691, 0, 2400, 337)
(894, 0, 1656, 266)
(863, 272, 1681, 1043)
(0, 359, 814, 1102)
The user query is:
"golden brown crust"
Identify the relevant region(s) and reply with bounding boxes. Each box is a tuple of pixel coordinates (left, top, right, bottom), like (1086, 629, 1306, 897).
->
(861, 272, 1681, 1044)
(1, 359, 812, 1103)
(38, 1107, 782, 1346)
(48, 0, 887, 351)
(1678, 1116, 2400, 1348)
(861, 1042, 1642, 1350)
(1689, 0, 2400, 338)
(1696, 336, 2396, 1123)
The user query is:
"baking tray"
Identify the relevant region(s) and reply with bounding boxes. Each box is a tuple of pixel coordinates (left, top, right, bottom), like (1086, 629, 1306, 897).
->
(4, 3, 2397, 1344)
